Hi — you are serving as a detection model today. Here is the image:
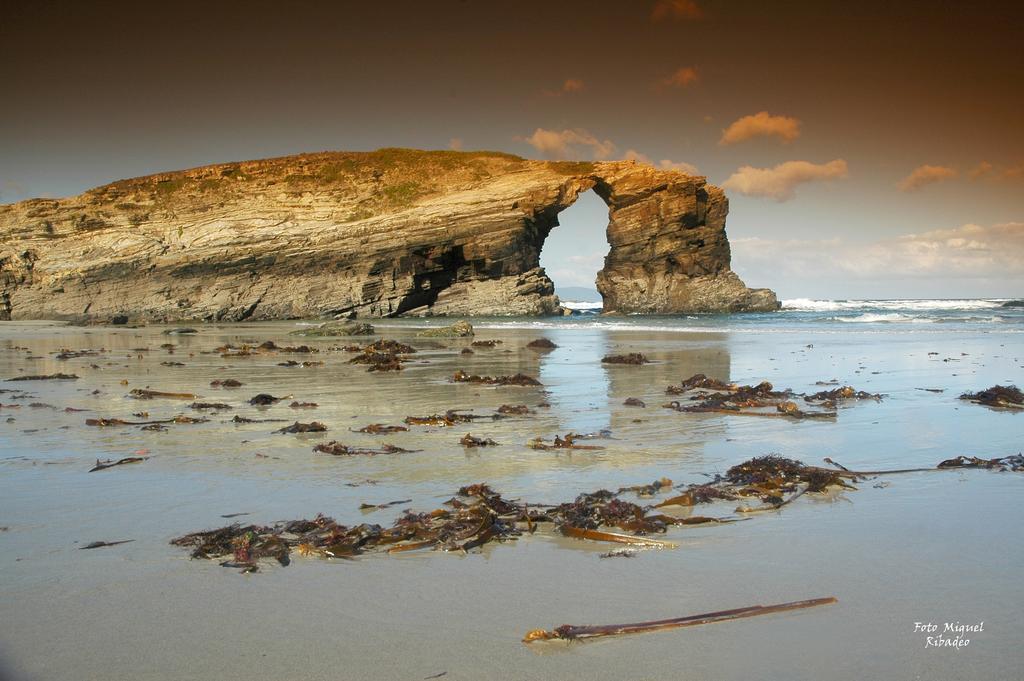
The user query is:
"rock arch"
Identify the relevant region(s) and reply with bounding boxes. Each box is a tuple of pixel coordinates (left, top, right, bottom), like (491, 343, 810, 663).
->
(0, 150, 777, 321)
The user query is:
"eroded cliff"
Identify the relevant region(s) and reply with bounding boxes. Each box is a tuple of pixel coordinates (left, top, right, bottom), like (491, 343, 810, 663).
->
(0, 148, 777, 321)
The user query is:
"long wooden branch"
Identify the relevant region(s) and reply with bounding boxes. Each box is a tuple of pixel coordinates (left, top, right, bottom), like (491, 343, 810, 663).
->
(523, 596, 838, 642)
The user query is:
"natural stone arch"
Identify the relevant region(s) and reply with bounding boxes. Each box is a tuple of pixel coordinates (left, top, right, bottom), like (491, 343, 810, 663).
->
(0, 150, 776, 321)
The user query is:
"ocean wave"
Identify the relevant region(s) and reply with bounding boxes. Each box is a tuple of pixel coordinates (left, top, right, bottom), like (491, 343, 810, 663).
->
(827, 313, 1010, 324)
(462, 320, 1022, 335)
(782, 298, 1008, 312)
(831, 313, 923, 323)
(561, 300, 603, 310)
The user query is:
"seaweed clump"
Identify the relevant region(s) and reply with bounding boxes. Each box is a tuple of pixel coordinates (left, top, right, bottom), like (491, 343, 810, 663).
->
(602, 353, 649, 365)
(937, 454, 1024, 471)
(451, 370, 541, 386)
(171, 484, 526, 571)
(526, 338, 557, 350)
(959, 385, 1024, 410)
(348, 339, 416, 372)
(663, 378, 836, 420)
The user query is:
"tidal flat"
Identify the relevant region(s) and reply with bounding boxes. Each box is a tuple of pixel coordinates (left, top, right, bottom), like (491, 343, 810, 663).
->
(1, 318, 1022, 680)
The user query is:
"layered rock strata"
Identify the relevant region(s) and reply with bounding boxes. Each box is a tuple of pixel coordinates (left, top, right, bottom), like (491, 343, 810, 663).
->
(0, 148, 777, 321)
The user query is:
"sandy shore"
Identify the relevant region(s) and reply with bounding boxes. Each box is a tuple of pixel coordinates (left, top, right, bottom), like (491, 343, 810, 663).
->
(1, 320, 1021, 680)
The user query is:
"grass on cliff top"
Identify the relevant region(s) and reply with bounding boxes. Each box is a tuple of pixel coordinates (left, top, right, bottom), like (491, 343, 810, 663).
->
(81, 149, 598, 216)
(94, 148, 526, 193)
(95, 150, 525, 214)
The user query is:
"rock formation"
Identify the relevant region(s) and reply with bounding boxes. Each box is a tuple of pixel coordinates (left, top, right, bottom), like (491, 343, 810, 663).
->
(0, 149, 777, 321)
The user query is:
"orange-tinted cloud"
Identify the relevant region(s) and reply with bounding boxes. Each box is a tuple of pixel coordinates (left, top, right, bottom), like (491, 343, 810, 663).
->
(722, 159, 848, 201)
(660, 66, 699, 89)
(897, 164, 957, 192)
(623, 149, 699, 175)
(969, 160, 1024, 181)
(1004, 163, 1024, 179)
(719, 112, 801, 145)
(541, 78, 586, 97)
(651, 0, 703, 21)
(968, 161, 993, 179)
(523, 128, 616, 160)
(448, 137, 463, 151)
(562, 78, 585, 93)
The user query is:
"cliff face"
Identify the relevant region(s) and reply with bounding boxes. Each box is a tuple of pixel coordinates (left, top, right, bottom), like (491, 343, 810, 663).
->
(0, 149, 777, 321)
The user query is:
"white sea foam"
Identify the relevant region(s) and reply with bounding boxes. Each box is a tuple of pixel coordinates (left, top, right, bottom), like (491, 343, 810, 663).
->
(462, 320, 1021, 335)
(783, 298, 1007, 312)
(561, 300, 603, 310)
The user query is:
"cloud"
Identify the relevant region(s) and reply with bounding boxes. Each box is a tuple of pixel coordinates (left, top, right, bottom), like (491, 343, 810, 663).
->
(651, 0, 703, 21)
(897, 164, 957, 192)
(542, 78, 586, 97)
(623, 149, 699, 175)
(660, 66, 699, 89)
(968, 161, 993, 179)
(523, 128, 616, 160)
(719, 112, 801, 145)
(722, 159, 848, 201)
(732, 223, 1024, 283)
(968, 160, 1024, 182)
(448, 138, 463, 151)
(561, 78, 585, 93)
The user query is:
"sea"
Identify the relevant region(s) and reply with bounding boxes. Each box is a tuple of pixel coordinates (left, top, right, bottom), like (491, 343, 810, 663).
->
(556, 297, 1023, 332)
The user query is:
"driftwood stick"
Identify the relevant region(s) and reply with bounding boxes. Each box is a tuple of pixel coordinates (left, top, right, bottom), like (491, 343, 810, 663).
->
(523, 596, 838, 642)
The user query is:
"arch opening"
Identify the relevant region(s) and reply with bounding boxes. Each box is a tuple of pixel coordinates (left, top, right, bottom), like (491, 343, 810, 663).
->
(538, 188, 610, 313)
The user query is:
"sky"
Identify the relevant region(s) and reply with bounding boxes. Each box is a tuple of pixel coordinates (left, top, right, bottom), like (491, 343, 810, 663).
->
(2, 0, 1023, 300)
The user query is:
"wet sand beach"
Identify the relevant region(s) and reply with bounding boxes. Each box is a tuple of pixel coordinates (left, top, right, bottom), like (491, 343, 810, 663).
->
(1, 315, 1022, 680)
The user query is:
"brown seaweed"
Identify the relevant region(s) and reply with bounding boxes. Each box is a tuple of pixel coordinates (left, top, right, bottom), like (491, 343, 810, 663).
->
(623, 397, 646, 407)
(527, 434, 605, 451)
(210, 379, 243, 388)
(404, 414, 456, 427)
(232, 415, 288, 424)
(347, 339, 416, 372)
(172, 486, 523, 568)
(937, 454, 1024, 471)
(404, 410, 497, 427)
(460, 433, 499, 447)
(352, 423, 408, 434)
(452, 370, 542, 387)
(86, 415, 207, 427)
(190, 402, 232, 410)
(804, 386, 883, 403)
(80, 540, 134, 550)
(249, 393, 290, 406)
(8, 373, 79, 381)
(616, 478, 674, 497)
(89, 456, 147, 472)
(130, 389, 197, 400)
(359, 500, 413, 511)
(497, 404, 532, 415)
(560, 526, 674, 547)
(526, 338, 558, 350)
(314, 441, 417, 456)
(275, 421, 328, 434)
(959, 385, 1024, 410)
(601, 353, 649, 365)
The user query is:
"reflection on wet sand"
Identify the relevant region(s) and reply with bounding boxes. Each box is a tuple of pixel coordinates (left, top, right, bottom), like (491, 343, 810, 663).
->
(2, 321, 1024, 681)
